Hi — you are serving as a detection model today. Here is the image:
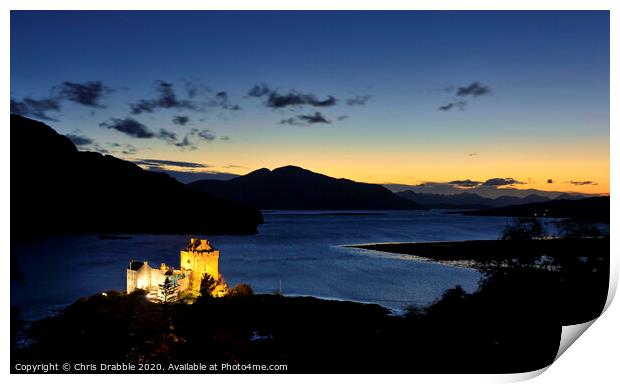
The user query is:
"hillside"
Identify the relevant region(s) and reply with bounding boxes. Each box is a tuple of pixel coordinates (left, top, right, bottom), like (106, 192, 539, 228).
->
(396, 190, 550, 209)
(10, 114, 263, 239)
(460, 196, 610, 223)
(189, 166, 422, 210)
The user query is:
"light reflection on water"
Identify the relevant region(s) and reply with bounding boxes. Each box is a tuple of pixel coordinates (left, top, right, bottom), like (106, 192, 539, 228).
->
(12, 210, 536, 320)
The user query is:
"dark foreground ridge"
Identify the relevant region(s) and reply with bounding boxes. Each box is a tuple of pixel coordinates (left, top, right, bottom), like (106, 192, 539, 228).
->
(351, 238, 609, 325)
(12, 237, 608, 374)
(10, 114, 263, 240)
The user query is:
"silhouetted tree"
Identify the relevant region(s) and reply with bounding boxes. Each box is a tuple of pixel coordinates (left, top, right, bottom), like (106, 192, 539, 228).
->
(229, 283, 254, 297)
(199, 273, 218, 298)
(556, 218, 604, 239)
(500, 217, 547, 241)
(158, 277, 179, 304)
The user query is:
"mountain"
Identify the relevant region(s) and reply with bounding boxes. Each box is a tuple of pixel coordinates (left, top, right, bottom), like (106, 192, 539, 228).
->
(396, 190, 550, 209)
(460, 196, 610, 223)
(189, 166, 422, 210)
(384, 183, 593, 200)
(11, 114, 263, 239)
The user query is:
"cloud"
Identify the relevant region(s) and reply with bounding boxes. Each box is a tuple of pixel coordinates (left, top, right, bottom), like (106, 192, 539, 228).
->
(268, 92, 336, 108)
(279, 117, 305, 126)
(133, 159, 208, 169)
(248, 84, 337, 109)
(346, 95, 371, 106)
(172, 115, 190, 125)
(130, 80, 196, 114)
(438, 101, 467, 111)
(481, 177, 524, 187)
(58, 81, 110, 107)
(547, 179, 554, 184)
(337, 115, 349, 121)
(456, 82, 491, 97)
(448, 179, 482, 188)
(158, 129, 178, 142)
(65, 133, 94, 147)
(11, 97, 61, 121)
(467, 153, 478, 157)
(210, 92, 241, 111)
(100, 117, 155, 138)
(174, 135, 197, 150)
(281, 112, 331, 125)
(189, 128, 216, 142)
(248, 83, 271, 97)
(220, 136, 231, 141)
(569, 180, 598, 186)
(298, 112, 331, 124)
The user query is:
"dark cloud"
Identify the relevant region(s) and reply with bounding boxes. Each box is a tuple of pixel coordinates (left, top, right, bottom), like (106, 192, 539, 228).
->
(279, 117, 305, 126)
(438, 101, 467, 111)
(100, 118, 155, 138)
(268, 92, 336, 108)
(190, 128, 216, 142)
(223, 164, 245, 169)
(65, 133, 93, 147)
(211, 92, 241, 111)
(220, 136, 231, 141)
(337, 115, 349, 121)
(130, 80, 196, 114)
(298, 112, 331, 124)
(482, 178, 524, 187)
(58, 81, 110, 107)
(569, 180, 597, 186)
(456, 82, 491, 97)
(158, 129, 178, 142)
(11, 97, 61, 121)
(174, 135, 197, 150)
(467, 153, 478, 157)
(248, 83, 271, 97)
(133, 159, 208, 169)
(281, 112, 331, 125)
(172, 115, 190, 125)
(547, 179, 554, 184)
(448, 179, 482, 188)
(248, 84, 337, 109)
(346, 95, 371, 106)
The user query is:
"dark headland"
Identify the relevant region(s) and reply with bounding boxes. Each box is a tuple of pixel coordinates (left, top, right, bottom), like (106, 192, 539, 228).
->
(10, 114, 263, 240)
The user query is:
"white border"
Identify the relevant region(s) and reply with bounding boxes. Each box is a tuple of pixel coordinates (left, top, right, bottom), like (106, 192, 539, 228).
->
(3, 2, 617, 384)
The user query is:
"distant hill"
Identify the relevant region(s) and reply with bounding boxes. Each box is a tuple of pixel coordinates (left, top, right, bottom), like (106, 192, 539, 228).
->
(189, 166, 422, 210)
(11, 114, 263, 239)
(384, 183, 592, 200)
(396, 190, 550, 209)
(459, 196, 610, 223)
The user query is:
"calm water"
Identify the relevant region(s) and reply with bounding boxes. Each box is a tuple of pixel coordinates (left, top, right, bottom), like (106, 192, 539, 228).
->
(12, 210, 519, 320)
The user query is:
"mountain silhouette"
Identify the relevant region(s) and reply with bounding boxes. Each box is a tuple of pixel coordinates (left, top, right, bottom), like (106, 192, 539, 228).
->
(10, 114, 263, 240)
(461, 196, 610, 223)
(189, 166, 422, 210)
(396, 190, 551, 209)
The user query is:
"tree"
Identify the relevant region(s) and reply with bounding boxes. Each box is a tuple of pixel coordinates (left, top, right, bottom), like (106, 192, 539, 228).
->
(229, 283, 254, 297)
(199, 273, 218, 298)
(500, 217, 547, 241)
(158, 276, 179, 304)
(556, 218, 604, 239)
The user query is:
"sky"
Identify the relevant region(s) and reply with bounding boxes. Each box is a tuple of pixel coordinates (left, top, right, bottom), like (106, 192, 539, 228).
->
(10, 11, 610, 194)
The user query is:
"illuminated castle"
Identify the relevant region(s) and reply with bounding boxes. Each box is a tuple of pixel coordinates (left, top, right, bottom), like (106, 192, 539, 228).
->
(126, 238, 227, 301)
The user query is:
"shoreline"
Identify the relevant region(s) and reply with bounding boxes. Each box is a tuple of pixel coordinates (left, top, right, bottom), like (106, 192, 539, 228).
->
(346, 238, 609, 269)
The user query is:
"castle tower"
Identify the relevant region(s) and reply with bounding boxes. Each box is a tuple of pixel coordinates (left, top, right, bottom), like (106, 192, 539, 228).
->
(180, 238, 220, 295)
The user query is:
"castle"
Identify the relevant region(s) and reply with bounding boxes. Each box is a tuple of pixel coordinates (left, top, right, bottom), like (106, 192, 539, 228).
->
(126, 238, 227, 301)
